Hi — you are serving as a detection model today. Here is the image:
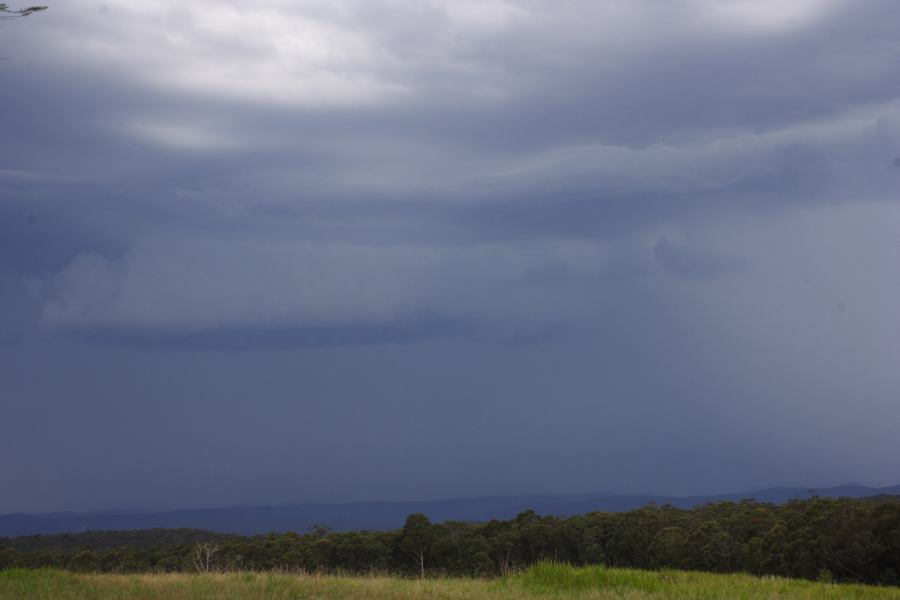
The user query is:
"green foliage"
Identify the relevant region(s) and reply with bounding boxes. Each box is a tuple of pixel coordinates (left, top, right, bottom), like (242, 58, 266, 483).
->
(1, 497, 899, 586)
(400, 513, 434, 577)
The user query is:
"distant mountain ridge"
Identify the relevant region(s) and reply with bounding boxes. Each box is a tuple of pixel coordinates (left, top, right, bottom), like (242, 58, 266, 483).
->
(2, 483, 898, 537)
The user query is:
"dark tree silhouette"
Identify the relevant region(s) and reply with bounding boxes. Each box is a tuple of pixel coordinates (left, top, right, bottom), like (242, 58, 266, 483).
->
(0, 3, 47, 19)
(2, 498, 900, 585)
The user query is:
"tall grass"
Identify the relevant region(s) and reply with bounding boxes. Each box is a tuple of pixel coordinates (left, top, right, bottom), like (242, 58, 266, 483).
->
(510, 562, 900, 599)
(1, 564, 899, 599)
(516, 561, 673, 593)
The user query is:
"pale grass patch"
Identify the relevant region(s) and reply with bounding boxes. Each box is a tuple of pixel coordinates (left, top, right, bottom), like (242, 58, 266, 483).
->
(1, 566, 899, 600)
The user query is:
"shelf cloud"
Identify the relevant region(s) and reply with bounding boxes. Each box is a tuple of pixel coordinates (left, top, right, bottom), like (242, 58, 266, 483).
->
(2, 0, 899, 514)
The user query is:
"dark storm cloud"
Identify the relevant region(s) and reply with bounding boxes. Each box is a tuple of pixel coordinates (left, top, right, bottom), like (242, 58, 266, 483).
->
(653, 237, 745, 280)
(2, 0, 900, 513)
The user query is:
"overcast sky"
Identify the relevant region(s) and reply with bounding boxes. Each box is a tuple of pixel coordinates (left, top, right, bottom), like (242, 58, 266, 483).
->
(2, 0, 899, 514)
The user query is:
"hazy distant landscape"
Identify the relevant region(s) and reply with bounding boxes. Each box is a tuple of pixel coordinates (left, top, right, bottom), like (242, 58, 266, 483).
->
(3, 484, 900, 537)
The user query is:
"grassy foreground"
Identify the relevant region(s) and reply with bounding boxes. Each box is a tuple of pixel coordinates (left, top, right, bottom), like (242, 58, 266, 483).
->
(1, 563, 898, 600)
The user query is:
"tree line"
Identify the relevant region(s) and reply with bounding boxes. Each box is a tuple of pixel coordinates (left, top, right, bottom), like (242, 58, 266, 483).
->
(2, 496, 899, 585)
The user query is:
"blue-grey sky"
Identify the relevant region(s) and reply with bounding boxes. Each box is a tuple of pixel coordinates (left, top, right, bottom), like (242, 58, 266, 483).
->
(2, 0, 900, 514)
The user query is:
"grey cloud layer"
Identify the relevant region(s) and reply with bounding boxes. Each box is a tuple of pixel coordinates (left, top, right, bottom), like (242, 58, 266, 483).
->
(2, 0, 900, 510)
(3, 0, 896, 336)
(7, 0, 900, 182)
(39, 239, 609, 332)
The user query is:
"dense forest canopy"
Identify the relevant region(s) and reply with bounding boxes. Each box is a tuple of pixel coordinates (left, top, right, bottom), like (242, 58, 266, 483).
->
(2, 496, 899, 586)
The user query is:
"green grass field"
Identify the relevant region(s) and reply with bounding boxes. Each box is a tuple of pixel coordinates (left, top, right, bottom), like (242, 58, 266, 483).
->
(2, 563, 898, 600)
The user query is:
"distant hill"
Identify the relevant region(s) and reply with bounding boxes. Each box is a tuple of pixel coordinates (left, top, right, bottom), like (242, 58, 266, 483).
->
(2, 483, 898, 537)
